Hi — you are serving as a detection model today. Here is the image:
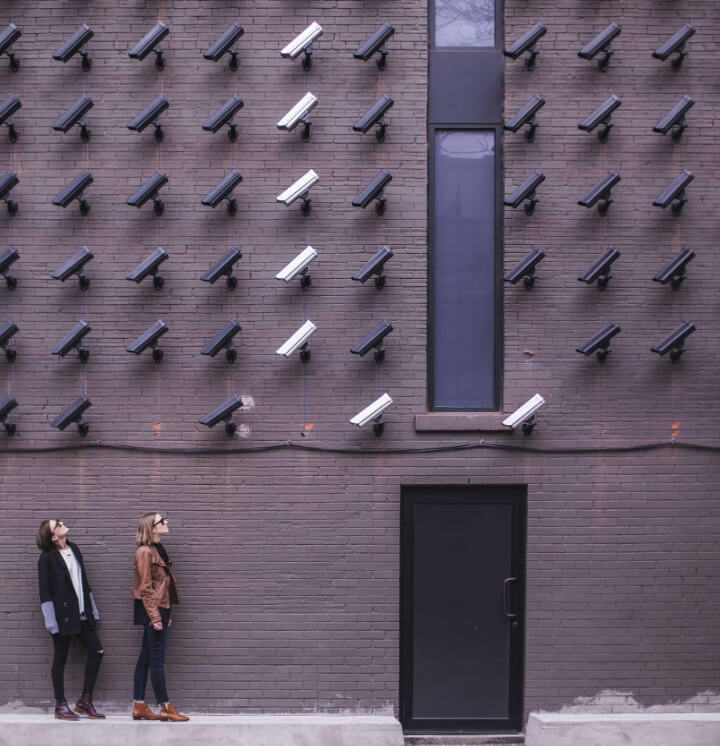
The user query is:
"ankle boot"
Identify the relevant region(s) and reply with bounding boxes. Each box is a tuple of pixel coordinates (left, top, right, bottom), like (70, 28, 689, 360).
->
(75, 693, 106, 719)
(159, 702, 190, 722)
(55, 699, 80, 721)
(132, 701, 165, 721)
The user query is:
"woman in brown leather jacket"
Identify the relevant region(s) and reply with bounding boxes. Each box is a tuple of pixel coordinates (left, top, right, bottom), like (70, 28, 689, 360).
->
(131, 512, 189, 722)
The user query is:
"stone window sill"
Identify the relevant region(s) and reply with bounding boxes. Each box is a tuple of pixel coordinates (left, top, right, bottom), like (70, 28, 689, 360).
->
(414, 412, 508, 432)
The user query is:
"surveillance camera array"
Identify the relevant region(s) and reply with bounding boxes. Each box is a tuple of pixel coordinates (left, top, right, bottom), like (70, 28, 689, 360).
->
(503, 12, 707, 438)
(0, 17, 401, 440)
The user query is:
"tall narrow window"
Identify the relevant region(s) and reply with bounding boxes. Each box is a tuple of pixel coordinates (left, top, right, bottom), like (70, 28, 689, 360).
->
(430, 130, 497, 410)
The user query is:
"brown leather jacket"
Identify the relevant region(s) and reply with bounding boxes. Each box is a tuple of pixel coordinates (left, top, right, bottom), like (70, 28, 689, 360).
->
(132, 544, 179, 626)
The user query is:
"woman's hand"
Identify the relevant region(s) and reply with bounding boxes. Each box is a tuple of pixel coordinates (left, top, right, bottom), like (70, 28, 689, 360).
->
(152, 621, 163, 631)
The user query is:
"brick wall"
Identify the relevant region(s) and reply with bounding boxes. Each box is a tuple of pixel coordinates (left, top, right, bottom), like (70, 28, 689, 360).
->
(1, 0, 719, 724)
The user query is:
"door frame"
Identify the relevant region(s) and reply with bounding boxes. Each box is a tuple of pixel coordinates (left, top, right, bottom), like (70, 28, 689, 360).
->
(399, 484, 527, 734)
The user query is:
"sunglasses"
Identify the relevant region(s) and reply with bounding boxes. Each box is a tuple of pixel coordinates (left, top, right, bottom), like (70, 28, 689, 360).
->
(153, 517, 168, 526)
(53, 520, 64, 530)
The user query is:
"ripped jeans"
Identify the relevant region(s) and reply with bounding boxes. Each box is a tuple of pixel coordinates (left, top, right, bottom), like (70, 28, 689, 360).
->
(51, 621, 104, 701)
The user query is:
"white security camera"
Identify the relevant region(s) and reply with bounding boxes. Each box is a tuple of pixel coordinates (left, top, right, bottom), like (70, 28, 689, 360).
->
(277, 169, 318, 216)
(350, 392, 393, 437)
(502, 393, 545, 435)
(276, 246, 317, 288)
(277, 92, 318, 140)
(276, 320, 316, 362)
(281, 22, 323, 70)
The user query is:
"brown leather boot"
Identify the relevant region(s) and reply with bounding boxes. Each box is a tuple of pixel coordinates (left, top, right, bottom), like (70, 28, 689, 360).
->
(55, 699, 80, 721)
(132, 701, 166, 721)
(75, 693, 106, 719)
(159, 702, 189, 722)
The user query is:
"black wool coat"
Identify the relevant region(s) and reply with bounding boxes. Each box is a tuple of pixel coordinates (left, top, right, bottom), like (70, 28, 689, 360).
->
(37, 542, 100, 637)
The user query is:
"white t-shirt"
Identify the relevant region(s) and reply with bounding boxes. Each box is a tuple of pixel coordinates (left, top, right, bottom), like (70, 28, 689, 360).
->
(59, 547, 85, 616)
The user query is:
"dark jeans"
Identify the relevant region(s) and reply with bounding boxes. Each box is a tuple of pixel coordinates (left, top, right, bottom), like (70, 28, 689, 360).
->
(51, 621, 103, 702)
(133, 607, 171, 705)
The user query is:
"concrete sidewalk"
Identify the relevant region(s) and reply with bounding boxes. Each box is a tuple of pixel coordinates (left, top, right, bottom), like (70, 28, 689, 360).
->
(0, 713, 404, 746)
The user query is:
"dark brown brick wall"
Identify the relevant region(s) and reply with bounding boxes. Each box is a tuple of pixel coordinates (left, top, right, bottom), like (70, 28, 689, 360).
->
(1, 0, 719, 724)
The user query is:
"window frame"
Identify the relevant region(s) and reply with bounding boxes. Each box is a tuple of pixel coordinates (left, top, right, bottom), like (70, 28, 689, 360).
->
(429, 0, 503, 50)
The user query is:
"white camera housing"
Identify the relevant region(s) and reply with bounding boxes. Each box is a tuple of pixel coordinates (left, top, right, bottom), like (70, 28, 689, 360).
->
(277, 92, 318, 132)
(276, 320, 317, 358)
(281, 22, 323, 59)
(502, 393, 545, 430)
(350, 392, 393, 428)
(276, 246, 317, 283)
(277, 169, 319, 206)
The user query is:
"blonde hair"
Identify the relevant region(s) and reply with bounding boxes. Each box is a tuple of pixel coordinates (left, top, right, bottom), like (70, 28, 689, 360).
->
(136, 512, 160, 547)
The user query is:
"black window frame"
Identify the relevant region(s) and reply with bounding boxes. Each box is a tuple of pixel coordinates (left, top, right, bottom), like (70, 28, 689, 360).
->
(429, 0, 503, 50)
(427, 123, 504, 412)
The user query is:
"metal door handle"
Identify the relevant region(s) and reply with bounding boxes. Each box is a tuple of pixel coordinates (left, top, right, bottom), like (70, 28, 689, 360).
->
(503, 577, 518, 618)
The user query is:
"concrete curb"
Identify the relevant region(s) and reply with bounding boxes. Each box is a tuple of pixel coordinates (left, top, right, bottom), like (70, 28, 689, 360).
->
(0, 713, 405, 746)
(526, 712, 720, 746)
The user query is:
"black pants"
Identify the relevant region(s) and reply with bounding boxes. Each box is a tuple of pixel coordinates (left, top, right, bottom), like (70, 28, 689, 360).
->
(51, 621, 103, 702)
(133, 607, 171, 705)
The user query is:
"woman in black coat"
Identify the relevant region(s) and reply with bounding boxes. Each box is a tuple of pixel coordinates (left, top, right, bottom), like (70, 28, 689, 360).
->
(36, 519, 105, 720)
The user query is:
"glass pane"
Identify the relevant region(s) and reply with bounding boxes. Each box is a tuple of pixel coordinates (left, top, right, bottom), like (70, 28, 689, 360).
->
(431, 130, 496, 410)
(435, 0, 495, 48)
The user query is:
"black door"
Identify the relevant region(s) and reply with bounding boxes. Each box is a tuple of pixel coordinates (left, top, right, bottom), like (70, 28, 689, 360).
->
(400, 485, 526, 733)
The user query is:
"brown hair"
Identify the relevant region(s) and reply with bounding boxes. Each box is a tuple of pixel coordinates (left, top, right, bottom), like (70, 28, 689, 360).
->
(36, 520, 56, 553)
(136, 512, 159, 547)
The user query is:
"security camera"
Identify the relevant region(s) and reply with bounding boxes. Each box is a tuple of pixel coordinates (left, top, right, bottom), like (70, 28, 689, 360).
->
(53, 24, 93, 70)
(651, 321, 696, 362)
(654, 96, 694, 143)
(277, 92, 317, 141)
(504, 170, 545, 215)
(653, 24, 695, 71)
(0, 171, 19, 216)
(351, 320, 393, 364)
(352, 246, 394, 288)
(281, 22, 323, 70)
(129, 21, 169, 69)
(199, 394, 244, 437)
(653, 170, 693, 215)
(201, 250, 244, 291)
(503, 23, 547, 70)
(578, 95, 622, 142)
(0, 320, 18, 362)
(0, 246, 19, 290)
(0, 24, 21, 72)
(52, 95, 93, 142)
(204, 24, 244, 71)
(353, 95, 394, 143)
(202, 170, 243, 216)
(201, 247, 243, 289)
(201, 321, 241, 363)
(128, 172, 168, 216)
(504, 94, 545, 142)
(0, 394, 17, 436)
(276, 320, 316, 362)
(51, 247, 94, 290)
(349, 392, 393, 437)
(127, 247, 168, 290)
(203, 96, 244, 142)
(653, 247, 695, 290)
(53, 171, 93, 215)
(354, 23, 395, 70)
(51, 395, 91, 435)
(127, 320, 168, 363)
(276, 246, 317, 289)
(578, 247, 621, 289)
(128, 96, 169, 142)
(0, 95, 21, 143)
(277, 170, 318, 216)
(504, 247, 545, 290)
(352, 170, 392, 215)
(576, 323, 621, 363)
(578, 171, 621, 215)
(502, 393, 545, 435)
(51, 320, 91, 363)
(578, 22, 621, 72)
